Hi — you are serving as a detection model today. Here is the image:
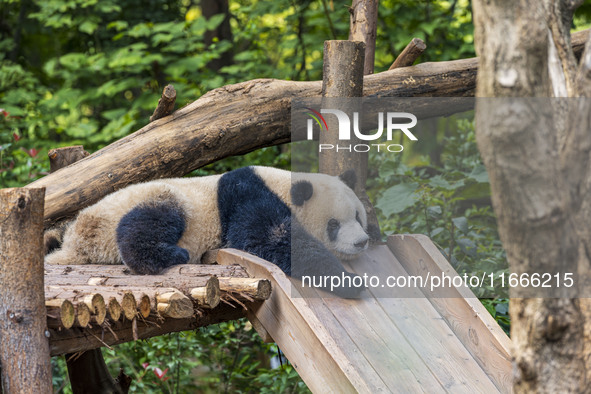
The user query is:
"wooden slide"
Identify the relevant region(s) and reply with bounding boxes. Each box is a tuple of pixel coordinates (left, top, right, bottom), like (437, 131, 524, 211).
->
(217, 235, 512, 393)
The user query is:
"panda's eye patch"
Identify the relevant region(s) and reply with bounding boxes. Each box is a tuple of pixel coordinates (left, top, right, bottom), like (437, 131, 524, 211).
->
(356, 211, 362, 226)
(327, 219, 340, 242)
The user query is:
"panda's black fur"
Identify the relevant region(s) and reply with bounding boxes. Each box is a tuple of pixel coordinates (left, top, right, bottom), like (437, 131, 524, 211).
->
(116, 197, 189, 275)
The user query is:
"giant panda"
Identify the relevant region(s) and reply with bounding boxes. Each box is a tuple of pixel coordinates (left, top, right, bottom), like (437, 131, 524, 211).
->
(45, 166, 371, 296)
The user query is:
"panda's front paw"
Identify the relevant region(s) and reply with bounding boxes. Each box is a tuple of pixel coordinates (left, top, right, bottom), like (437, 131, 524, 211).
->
(328, 271, 366, 299)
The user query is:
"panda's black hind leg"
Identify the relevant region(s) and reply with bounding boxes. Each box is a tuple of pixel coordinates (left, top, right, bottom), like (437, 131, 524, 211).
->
(116, 199, 189, 275)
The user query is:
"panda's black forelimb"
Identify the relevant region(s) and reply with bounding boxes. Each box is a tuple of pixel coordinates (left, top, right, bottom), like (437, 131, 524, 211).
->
(290, 219, 364, 298)
(218, 167, 363, 298)
(116, 199, 189, 275)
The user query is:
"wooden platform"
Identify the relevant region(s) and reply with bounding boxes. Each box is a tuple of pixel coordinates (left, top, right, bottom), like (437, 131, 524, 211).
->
(45, 264, 268, 355)
(217, 235, 513, 393)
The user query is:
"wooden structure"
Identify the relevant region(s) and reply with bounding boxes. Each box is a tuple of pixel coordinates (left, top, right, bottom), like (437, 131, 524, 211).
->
(41, 241, 511, 392)
(45, 263, 271, 356)
(217, 237, 512, 393)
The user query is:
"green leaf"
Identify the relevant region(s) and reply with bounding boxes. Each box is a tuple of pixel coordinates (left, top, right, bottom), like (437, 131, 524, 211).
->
(452, 216, 469, 233)
(459, 182, 491, 199)
(152, 33, 175, 46)
(128, 23, 152, 38)
(206, 14, 226, 30)
(431, 227, 445, 237)
(427, 205, 442, 218)
(107, 21, 128, 31)
(79, 20, 98, 35)
(495, 302, 509, 315)
(456, 236, 476, 251)
(428, 175, 453, 190)
(468, 164, 489, 183)
(376, 182, 419, 217)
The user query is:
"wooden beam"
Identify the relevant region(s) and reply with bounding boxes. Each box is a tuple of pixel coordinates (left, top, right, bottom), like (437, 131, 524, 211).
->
(0, 188, 52, 392)
(44, 262, 249, 278)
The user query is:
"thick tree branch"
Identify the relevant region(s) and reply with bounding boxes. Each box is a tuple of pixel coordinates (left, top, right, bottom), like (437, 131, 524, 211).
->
(149, 84, 176, 122)
(389, 38, 426, 70)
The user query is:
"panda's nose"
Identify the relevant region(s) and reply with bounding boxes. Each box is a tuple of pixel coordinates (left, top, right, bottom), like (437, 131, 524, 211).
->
(354, 239, 368, 249)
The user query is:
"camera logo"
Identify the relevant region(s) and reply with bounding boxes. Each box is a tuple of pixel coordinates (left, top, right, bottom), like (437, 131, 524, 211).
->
(305, 108, 417, 153)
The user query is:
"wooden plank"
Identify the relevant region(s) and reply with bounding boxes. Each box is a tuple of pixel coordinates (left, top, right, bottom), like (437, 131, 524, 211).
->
(387, 234, 512, 393)
(306, 291, 435, 393)
(317, 296, 445, 393)
(44, 263, 249, 279)
(343, 246, 499, 392)
(216, 249, 373, 394)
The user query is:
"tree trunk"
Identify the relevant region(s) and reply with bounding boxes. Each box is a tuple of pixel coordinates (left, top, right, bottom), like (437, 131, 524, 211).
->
(201, 0, 233, 71)
(66, 351, 126, 394)
(0, 188, 52, 393)
(348, 0, 379, 75)
(473, 0, 590, 392)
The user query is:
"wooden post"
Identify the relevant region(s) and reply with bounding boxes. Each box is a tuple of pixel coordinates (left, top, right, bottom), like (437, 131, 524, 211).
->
(0, 187, 52, 393)
(319, 40, 365, 178)
(48, 146, 89, 173)
(319, 40, 380, 239)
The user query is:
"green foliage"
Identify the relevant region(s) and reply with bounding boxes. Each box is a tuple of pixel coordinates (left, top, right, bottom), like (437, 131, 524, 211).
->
(102, 320, 308, 393)
(375, 0, 474, 69)
(370, 118, 509, 333)
(52, 320, 310, 393)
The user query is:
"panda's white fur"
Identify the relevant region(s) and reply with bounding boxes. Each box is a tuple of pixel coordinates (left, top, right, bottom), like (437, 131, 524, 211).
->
(45, 166, 369, 283)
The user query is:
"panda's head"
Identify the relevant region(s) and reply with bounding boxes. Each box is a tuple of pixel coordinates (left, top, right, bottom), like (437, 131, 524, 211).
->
(290, 170, 370, 259)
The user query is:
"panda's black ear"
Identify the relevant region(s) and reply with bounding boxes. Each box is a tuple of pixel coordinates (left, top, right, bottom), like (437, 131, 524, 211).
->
(339, 170, 356, 190)
(291, 181, 314, 206)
